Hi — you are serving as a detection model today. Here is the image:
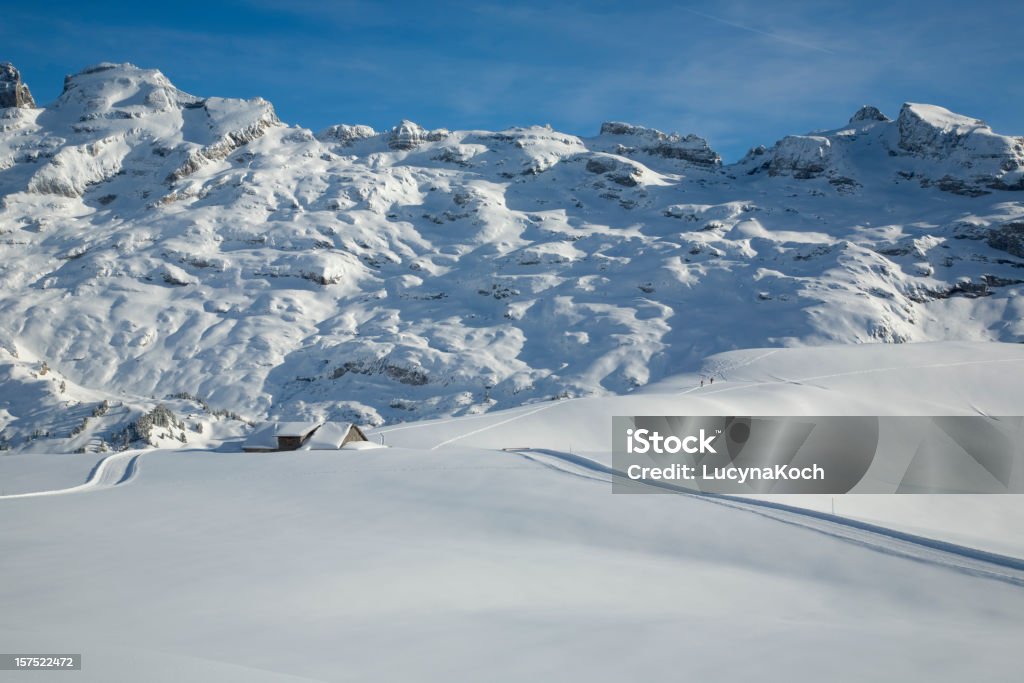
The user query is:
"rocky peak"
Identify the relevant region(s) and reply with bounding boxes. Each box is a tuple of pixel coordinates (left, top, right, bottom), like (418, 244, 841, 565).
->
(766, 135, 833, 178)
(848, 105, 889, 124)
(893, 102, 1024, 191)
(896, 103, 987, 156)
(317, 123, 377, 146)
(388, 120, 448, 150)
(54, 62, 205, 121)
(599, 122, 655, 137)
(0, 62, 36, 108)
(597, 121, 720, 167)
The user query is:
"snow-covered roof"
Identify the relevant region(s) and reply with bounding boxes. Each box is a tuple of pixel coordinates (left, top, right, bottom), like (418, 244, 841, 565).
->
(243, 421, 368, 452)
(275, 421, 321, 438)
(242, 422, 278, 451)
(300, 422, 365, 450)
(243, 421, 324, 451)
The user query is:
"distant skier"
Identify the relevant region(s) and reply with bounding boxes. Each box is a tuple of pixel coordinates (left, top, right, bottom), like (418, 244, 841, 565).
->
(710, 377, 714, 385)
(700, 379, 704, 388)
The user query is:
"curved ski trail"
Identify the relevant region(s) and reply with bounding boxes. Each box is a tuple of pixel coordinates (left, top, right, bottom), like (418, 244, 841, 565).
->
(0, 451, 143, 500)
(517, 448, 1024, 587)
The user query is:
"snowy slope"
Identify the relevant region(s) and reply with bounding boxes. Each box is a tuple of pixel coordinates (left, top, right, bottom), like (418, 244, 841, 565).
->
(2, 63, 1024, 451)
(2, 449, 1023, 681)
(374, 341, 1024, 453)
(4, 341, 1024, 681)
(6, 341, 1024, 554)
(375, 341, 1024, 557)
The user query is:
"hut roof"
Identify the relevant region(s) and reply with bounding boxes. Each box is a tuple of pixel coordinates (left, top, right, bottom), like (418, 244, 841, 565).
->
(300, 422, 366, 450)
(242, 422, 279, 451)
(274, 421, 321, 438)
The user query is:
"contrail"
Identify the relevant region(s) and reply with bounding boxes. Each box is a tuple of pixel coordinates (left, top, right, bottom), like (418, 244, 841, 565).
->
(682, 7, 836, 55)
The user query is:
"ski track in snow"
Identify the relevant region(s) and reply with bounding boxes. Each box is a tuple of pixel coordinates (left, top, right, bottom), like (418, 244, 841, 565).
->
(0, 451, 142, 500)
(682, 353, 1024, 398)
(427, 402, 563, 450)
(678, 348, 782, 394)
(515, 448, 1024, 587)
(373, 400, 556, 437)
(5, 436, 1024, 589)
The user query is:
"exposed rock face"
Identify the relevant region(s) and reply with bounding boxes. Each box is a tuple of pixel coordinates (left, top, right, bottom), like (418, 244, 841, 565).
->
(166, 98, 280, 183)
(767, 135, 832, 178)
(56, 62, 200, 116)
(987, 222, 1024, 258)
(27, 134, 132, 197)
(896, 103, 987, 157)
(388, 120, 448, 150)
(740, 102, 1024, 194)
(389, 120, 423, 150)
(585, 155, 643, 186)
(895, 103, 1024, 191)
(849, 105, 889, 124)
(5, 62, 1024, 450)
(317, 123, 377, 146)
(0, 62, 36, 108)
(598, 122, 721, 167)
(4, 62, 283, 195)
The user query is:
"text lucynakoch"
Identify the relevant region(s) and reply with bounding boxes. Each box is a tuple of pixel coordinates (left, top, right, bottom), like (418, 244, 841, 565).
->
(625, 463, 825, 485)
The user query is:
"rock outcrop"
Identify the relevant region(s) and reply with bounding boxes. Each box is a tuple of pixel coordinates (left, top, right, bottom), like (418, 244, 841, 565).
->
(742, 103, 1024, 194)
(848, 105, 889, 124)
(317, 123, 377, 146)
(0, 62, 36, 108)
(4, 61, 1024, 450)
(584, 155, 644, 186)
(766, 135, 832, 178)
(166, 98, 280, 182)
(895, 103, 1024, 191)
(987, 222, 1024, 258)
(598, 122, 720, 167)
(388, 120, 448, 150)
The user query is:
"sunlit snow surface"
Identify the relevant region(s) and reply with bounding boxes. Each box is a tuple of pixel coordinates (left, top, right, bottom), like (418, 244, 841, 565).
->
(2, 65, 1024, 450)
(3, 342, 1024, 682)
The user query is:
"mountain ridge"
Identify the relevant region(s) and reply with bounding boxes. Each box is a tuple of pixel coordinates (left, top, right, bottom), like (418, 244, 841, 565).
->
(1, 62, 1022, 452)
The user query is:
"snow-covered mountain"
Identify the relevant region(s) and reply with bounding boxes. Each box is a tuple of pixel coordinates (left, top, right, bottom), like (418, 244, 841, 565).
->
(1, 62, 1023, 452)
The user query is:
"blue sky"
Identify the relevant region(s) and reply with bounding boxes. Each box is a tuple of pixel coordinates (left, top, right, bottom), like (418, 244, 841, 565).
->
(2, 0, 1022, 160)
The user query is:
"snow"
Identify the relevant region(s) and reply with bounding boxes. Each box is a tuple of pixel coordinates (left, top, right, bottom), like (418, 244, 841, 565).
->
(0, 451, 104, 495)
(2, 63, 1024, 450)
(340, 439, 384, 450)
(3, 341, 1024, 680)
(372, 341, 1024, 557)
(902, 102, 987, 134)
(4, 59, 1024, 683)
(1, 452, 1023, 680)
(273, 421, 320, 438)
(299, 421, 361, 449)
(242, 422, 278, 451)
